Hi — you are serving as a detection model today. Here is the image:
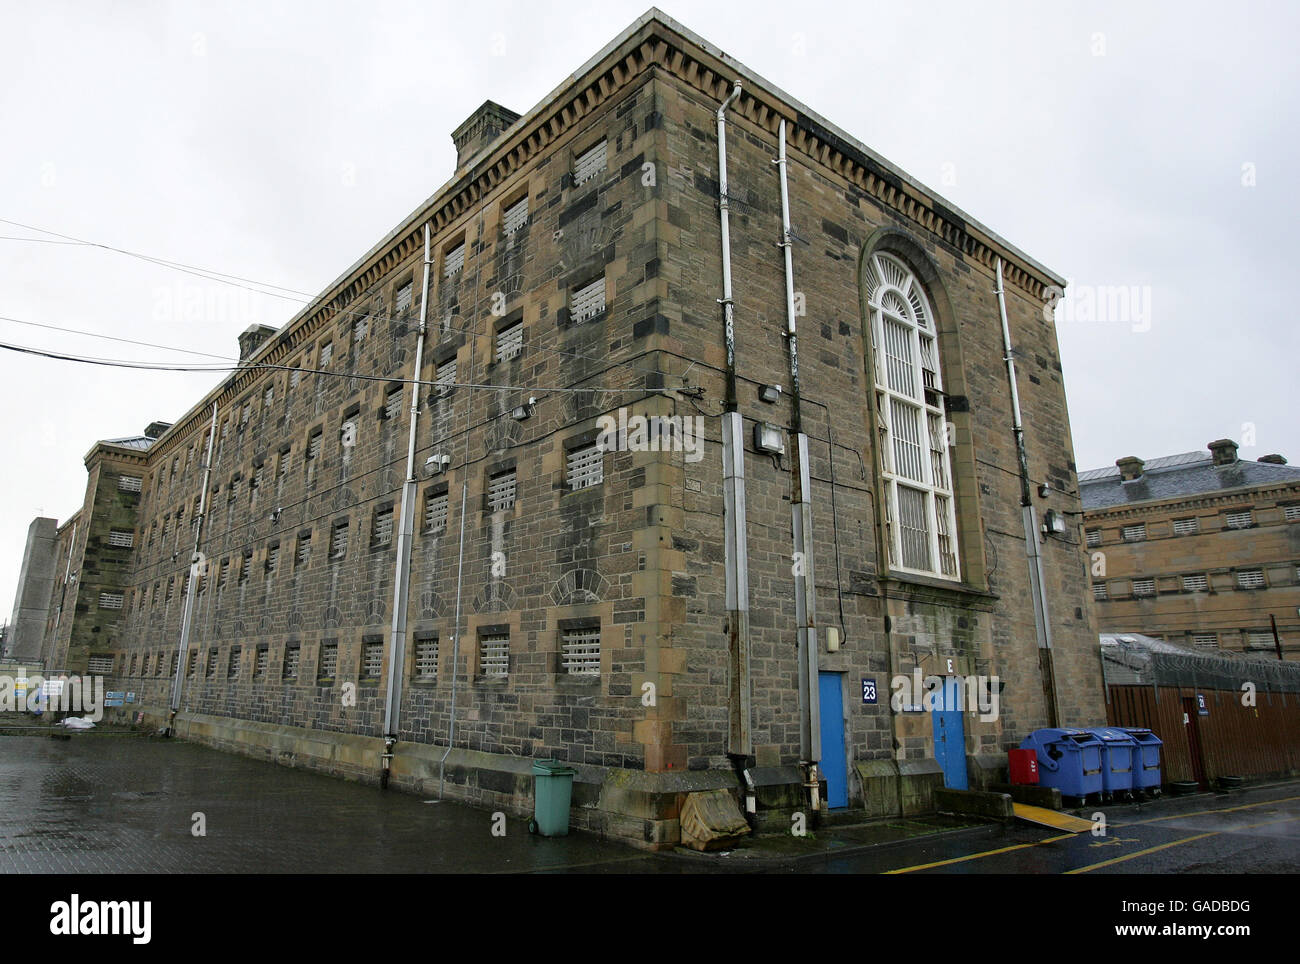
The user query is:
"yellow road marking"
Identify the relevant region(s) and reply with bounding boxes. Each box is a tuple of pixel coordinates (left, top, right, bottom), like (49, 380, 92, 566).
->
(1013, 802, 1094, 832)
(1114, 793, 1300, 827)
(1067, 815, 1300, 874)
(883, 833, 1075, 874)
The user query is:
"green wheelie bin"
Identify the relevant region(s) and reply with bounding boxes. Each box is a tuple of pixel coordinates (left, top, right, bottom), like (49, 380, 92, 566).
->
(530, 759, 576, 837)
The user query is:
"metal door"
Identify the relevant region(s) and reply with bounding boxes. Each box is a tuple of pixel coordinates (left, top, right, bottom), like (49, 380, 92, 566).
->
(931, 677, 968, 789)
(818, 671, 848, 809)
(1181, 697, 1208, 788)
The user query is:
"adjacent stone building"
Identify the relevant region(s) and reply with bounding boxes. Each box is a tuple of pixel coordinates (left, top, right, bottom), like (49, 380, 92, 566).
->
(17, 9, 1104, 846)
(1081, 440, 1300, 659)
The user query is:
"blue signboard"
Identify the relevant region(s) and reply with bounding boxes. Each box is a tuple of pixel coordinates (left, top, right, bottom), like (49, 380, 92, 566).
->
(861, 677, 878, 704)
(1196, 693, 1209, 716)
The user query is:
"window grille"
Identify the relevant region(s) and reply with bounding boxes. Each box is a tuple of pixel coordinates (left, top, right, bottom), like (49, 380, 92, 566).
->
(503, 196, 529, 235)
(495, 321, 523, 362)
(1285, 505, 1300, 522)
(1225, 511, 1252, 529)
(118, 475, 143, 493)
(87, 656, 114, 674)
(396, 282, 414, 313)
(319, 643, 338, 679)
(188, 650, 198, 676)
(296, 534, 311, 567)
(415, 638, 438, 679)
(1247, 631, 1275, 649)
(362, 641, 383, 678)
(207, 651, 220, 677)
(570, 277, 606, 322)
(108, 529, 134, 548)
(283, 646, 300, 679)
(1182, 573, 1208, 592)
(1132, 578, 1155, 597)
(307, 431, 322, 461)
(573, 140, 607, 186)
(239, 552, 252, 582)
(488, 471, 516, 512)
(1237, 569, 1265, 589)
(99, 592, 124, 609)
(319, 341, 333, 366)
(385, 388, 403, 420)
(480, 634, 509, 676)
(1086, 528, 1101, 547)
(1122, 523, 1146, 542)
(353, 315, 369, 343)
(1092, 582, 1108, 601)
(435, 359, 457, 397)
(566, 442, 604, 490)
(561, 627, 601, 676)
(443, 242, 465, 278)
(331, 522, 349, 559)
(290, 365, 302, 389)
(255, 648, 269, 678)
(263, 385, 274, 407)
(1173, 518, 1198, 535)
(1192, 633, 1217, 650)
(373, 508, 394, 546)
(425, 491, 449, 532)
(266, 545, 280, 573)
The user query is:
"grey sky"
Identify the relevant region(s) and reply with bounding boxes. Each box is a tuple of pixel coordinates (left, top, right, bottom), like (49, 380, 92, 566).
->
(3, 0, 1296, 621)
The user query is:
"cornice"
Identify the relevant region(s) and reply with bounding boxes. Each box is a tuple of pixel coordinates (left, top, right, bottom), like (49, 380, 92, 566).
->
(1084, 479, 1300, 520)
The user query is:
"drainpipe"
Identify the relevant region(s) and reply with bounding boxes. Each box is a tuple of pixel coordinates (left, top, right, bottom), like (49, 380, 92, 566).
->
(51, 521, 77, 641)
(777, 118, 821, 806)
(167, 402, 218, 736)
(995, 257, 1060, 727)
(438, 475, 469, 797)
(716, 81, 753, 762)
(380, 221, 433, 789)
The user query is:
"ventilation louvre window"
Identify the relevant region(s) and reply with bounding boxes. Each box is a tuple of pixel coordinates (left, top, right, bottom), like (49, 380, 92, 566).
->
(385, 388, 403, 420)
(1173, 518, 1199, 535)
(495, 321, 523, 363)
(290, 365, 302, 389)
(373, 508, 394, 546)
(566, 442, 604, 490)
(1131, 578, 1155, 597)
(1182, 573, 1208, 592)
(443, 242, 465, 279)
(1224, 510, 1253, 529)
(353, 315, 369, 343)
(330, 522, 349, 559)
(99, 592, 124, 610)
(307, 431, 323, 461)
(319, 341, 333, 366)
(107, 529, 134, 548)
(561, 627, 601, 676)
(187, 650, 197, 676)
(118, 475, 143, 493)
(362, 641, 383, 679)
(266, 545, 280, 574)
(1193, 633, 1218, 650)
(480, 634, 509, 676)
(206, 651, 218, 677)
(283, 646, 300, 679)
(503, 196, 529, 235)
(572, 140, 607, 186)
(1091, 583, 1108, 601)
(319, 643, 338, 679)
(415, 638, 438, 679)
(1121, 524, 1147, 542)
(239, 552, 252, 582)
(255, 648, 269, 678)
(228, 648, 241, 678)
(263, 385, 274, 408)
(1085, 529, 1101, 548)
(87, 655, 114, 674)
(1285, 505, 1300, 522)
(487, 470, 517, 512)
(395, 282, 414, 313)
(570, 277, 606, 322)
(1237, 569, 1265, 589)
(1246, 631, 1275, 650)
(296, 533, 311, 567)
(435, 359, 457, 397)
(425, 491, 449, 532)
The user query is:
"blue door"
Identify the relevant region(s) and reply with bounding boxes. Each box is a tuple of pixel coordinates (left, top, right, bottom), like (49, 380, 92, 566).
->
(818, 672, 848, 809)
(930, 677, 968, 790)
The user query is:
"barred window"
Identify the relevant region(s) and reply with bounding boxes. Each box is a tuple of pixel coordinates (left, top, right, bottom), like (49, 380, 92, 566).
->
(1285, 505, 1300, 522)
(570, 276, 606, 322)
(362, 641, 383, 679)
(395, 281, 414, 313)
(435, 359, 457, 397)
(415, 638, 438, 679)
(443, 241, 465, 279)
(1085, 529, 1101, 548)
(87, 655, 114, 674)
(866, 252, 958, 579)
(502, 196, 529, 235)
(1192, 633, 1217, 650)
(277, 450, 289, 480)
(385, 387, 403, 420)
(118, 475, 143, 493)
(255, 648, 269, 678)
(1131, 578, 1155, 597)
(566, 442, 604, 490)
(425, 491, 449, 532)
(290, 364, 302, 389)
(206, 650, 219, 677)
(307, 431, 323, 461)
(373, 508, 394, 546)
(239, 552, 252, 582)
(1182, 573, 1208, 592)
(330, 522, 349, 559)
(263, 385, 274, 408)
(219, 558, 230, 586)
(1224, 510, 1253, 529)
(283, 645, 301, 680)
(573, 139, 607, 186)
(129, 654, 137, 675)
(228, 648, 241, 678)
(561, 627, 601, 676)
(1236, 569, 1265, 589)
(1173, 517, 1199, 535)
(487, 470, 516, 512)
(296, 533, 311, 567)
(1246, 631, 1275, 650)
(1121, 523, 1146, 542)
(99, 592, 124, 610)
(495, 320, 523, 362)
(108, 529, 134, 548)
(480, 634, 509, 677)
(319, 642, 338, 679)
(353, 314, 369, 343)
(319, 341, 333, 366)
(166, 577, 175, 601)
(1091, 583, 1107, 601)
(266, 545, 280, 574)
(187, 650, 198, 676)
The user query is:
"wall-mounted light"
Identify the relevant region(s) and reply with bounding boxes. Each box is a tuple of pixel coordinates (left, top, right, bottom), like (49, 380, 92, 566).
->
(1037, 483, 1050, 498)
(512, 395, 538, 422)
(423, 454, 451, 477)
(753, 421, 785, 456)
(759, 384, 782, 404)
(1042, 508, 1067, 536)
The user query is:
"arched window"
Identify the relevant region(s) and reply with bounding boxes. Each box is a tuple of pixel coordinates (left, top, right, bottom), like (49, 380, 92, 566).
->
(865, 252, 959, 579)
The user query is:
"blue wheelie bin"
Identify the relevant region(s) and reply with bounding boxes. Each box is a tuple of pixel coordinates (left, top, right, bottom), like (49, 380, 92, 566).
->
(1087, 727, 1136, 799)
(1020, 728, 1104, 801)
(1122, 727, 1163, 796)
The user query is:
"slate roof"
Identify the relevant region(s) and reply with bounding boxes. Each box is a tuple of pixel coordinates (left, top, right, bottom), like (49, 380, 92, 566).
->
(1080, 451, 1300, 510)
(100, 435, 157, 452)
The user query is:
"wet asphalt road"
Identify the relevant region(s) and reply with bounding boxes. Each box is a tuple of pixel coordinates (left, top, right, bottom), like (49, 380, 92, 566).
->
(2, 732, 1297, 874)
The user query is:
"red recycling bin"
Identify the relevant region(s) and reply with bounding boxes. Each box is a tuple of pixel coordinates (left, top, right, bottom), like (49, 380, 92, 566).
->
(1009, 748, 1039, 785)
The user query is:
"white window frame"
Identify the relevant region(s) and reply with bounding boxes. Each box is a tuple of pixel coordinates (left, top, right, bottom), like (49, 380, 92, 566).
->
(561, 627, 601, 676)
(566, 442, 604, 490)
(319, 341, 333, 366)
(865, 252, 959, 580)
(1285, 504, 1300, 522)
(385, 387, 403, 421)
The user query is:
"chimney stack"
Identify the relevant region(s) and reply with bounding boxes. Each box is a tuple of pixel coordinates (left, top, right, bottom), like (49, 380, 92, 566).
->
(1116, 456, 1145, 481)
(1258, 453, 1288, 465)
(143, 421, 172, 440)
(1207, 438, 1239, 466)
(238, 324, 279, 363)
(452, 101, 521, 171)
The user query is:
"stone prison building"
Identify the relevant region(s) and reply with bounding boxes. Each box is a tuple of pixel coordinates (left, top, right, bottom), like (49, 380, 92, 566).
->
(18, 10, 1106, 847)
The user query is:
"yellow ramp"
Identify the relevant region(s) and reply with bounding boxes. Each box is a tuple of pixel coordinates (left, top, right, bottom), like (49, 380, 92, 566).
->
(1013, 803, 1093, 833)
